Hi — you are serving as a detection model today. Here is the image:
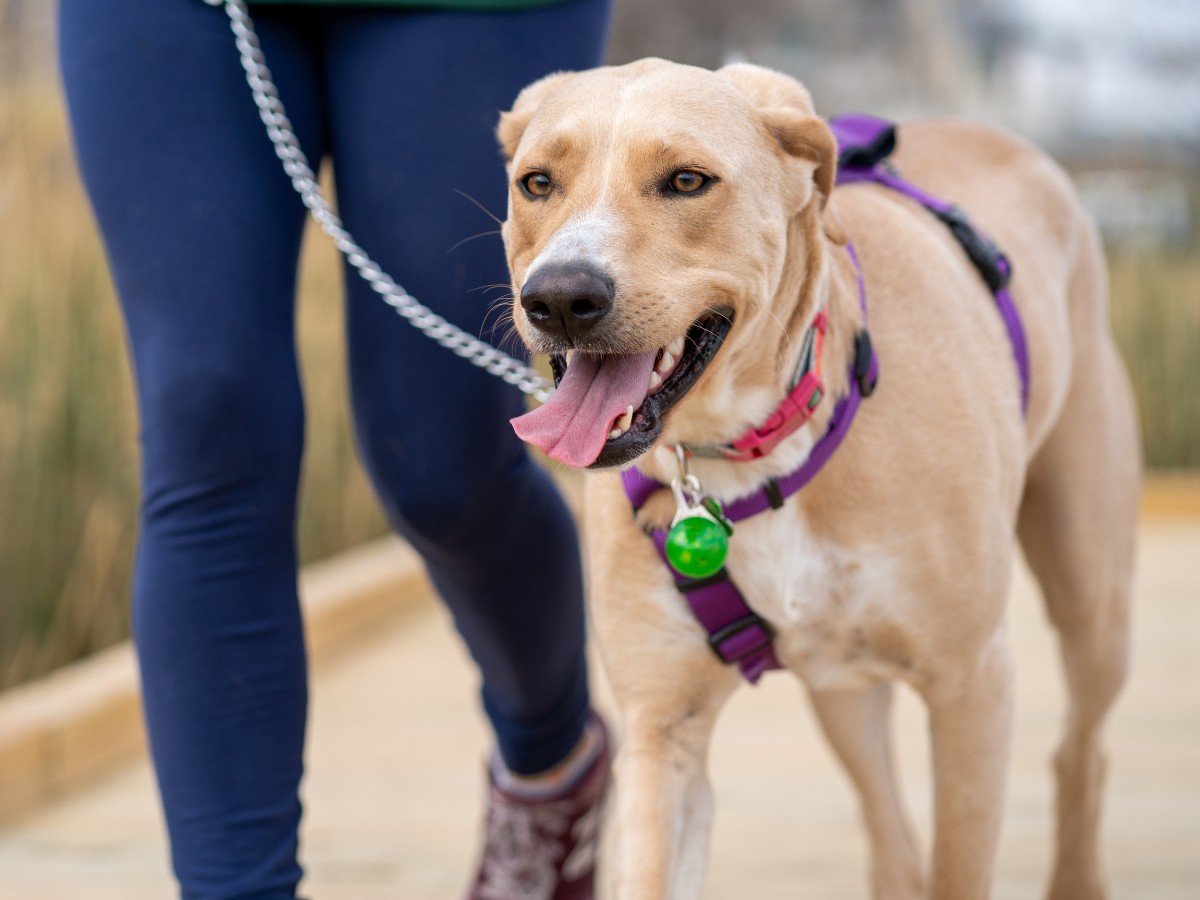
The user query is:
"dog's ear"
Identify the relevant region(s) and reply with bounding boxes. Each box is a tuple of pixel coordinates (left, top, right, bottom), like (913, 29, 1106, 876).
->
(717, 63, 836, 208)
(497, 71, 576, 163)
(761, 109, 837, 206)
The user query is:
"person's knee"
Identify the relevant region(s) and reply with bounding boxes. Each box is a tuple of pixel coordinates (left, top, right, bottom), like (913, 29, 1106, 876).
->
(138, 356, 304, 511)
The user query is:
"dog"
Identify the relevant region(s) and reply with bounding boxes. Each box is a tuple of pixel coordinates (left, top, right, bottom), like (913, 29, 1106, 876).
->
(497, 58, 1140, 899)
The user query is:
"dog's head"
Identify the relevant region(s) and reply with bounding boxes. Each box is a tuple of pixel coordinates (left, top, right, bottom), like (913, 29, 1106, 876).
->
(500, 59, 836, 469)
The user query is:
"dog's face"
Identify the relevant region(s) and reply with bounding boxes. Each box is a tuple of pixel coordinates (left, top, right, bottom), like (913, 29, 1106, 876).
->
(500, 59, 835, 469)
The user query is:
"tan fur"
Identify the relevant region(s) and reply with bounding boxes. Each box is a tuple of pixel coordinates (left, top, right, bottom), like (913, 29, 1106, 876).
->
(500, 59, 1140, 900)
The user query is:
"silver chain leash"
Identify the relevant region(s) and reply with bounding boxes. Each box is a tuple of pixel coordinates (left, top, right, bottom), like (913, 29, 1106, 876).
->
(208, 0, 553, 403)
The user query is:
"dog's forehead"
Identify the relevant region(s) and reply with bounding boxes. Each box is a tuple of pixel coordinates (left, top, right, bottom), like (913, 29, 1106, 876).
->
(523, 64, 760, 162)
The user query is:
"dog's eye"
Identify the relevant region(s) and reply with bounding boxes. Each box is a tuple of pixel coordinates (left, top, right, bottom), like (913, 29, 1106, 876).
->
(520, 171, 554, 198)
(667, 170, 711, 194)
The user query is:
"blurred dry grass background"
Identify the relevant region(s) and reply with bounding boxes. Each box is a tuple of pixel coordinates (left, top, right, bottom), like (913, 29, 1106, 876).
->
(0, 84, 387, 689)
(1107, 243, 1200, 468)
(1, 71, 1197, 689)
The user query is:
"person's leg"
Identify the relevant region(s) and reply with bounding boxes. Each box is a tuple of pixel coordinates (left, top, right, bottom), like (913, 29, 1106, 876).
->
(321, 0, 611, 776)
(60, 2, 325, 896)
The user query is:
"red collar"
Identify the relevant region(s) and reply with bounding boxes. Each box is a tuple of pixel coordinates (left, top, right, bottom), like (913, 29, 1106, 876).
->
(679, 310, 828, 462)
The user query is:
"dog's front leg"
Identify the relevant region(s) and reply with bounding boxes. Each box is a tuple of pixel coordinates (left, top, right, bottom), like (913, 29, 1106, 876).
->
(610, 689, 734, 900)
(586, 486, 739, 898)
(921, 628, 1014, 900)
(596, 616, 734, 897)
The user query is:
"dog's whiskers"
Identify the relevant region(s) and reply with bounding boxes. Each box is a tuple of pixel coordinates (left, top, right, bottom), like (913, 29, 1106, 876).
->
(493, 321, 526, 356)
(758, 304, 794, 369)
(501, 326, 523, 354)
(453, 188, 504, 227)
(483, 294, 516, 319)
(447, 229, 503, 253)
(481, 300, 517, 344)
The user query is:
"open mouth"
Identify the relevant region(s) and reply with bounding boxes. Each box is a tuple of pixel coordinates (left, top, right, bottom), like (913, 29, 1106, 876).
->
(510, 307, 734, 469)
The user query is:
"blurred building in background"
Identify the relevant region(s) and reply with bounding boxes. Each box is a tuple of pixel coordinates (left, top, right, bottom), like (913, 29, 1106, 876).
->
(6, 0, 1196, 244)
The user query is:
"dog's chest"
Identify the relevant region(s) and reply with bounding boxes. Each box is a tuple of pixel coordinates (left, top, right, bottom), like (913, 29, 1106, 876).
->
(727, 513, 913, 690)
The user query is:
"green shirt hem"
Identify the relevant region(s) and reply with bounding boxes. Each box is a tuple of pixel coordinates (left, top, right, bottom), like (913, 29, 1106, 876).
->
(244, 0, 573, 9)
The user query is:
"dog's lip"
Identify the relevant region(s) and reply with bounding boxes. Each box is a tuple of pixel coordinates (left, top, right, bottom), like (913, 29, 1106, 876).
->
(544, 307, 733, 469)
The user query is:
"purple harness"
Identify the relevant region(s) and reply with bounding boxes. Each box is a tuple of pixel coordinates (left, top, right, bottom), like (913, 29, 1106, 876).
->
(834, 115, 1030, 411)
(620, 114, 1030, 684)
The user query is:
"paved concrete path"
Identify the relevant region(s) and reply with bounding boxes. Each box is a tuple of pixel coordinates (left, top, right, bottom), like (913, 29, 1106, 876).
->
(1, 520, 1197, 899)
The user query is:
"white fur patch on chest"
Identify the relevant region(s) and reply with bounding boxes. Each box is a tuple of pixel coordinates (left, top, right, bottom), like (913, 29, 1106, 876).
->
(726, 512, 913, 691)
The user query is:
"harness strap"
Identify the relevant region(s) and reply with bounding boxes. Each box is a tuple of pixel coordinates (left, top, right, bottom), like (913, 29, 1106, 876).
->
(621, 331, 878, 525)
(620, 241, 876, 683)
(650, 531, 780, 682)
(625, 349, 877, 681)
(830, 114, 1030, 413)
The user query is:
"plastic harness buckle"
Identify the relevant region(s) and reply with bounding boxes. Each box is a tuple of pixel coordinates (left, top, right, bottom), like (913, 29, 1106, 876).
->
(835, 118, 897, 171)
(932, 205, 1012, 293)
(853, 330, 878, 397)
(708, 614, 773, 664)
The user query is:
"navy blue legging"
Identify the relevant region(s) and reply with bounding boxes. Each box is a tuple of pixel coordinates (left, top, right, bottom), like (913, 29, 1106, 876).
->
(59, 0, 609, 896)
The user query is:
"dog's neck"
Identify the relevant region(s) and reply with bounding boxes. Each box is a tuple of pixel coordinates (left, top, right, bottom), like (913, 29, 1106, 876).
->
(776, 204, 860, 415)
(635, 207, 864, 503)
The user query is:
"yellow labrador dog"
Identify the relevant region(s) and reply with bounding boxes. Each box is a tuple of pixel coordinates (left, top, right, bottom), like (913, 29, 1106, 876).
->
(499, 58, 1139, 900)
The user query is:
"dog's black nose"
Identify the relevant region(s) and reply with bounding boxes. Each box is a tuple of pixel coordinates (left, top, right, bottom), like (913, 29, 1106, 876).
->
(520, 264, 614, 340)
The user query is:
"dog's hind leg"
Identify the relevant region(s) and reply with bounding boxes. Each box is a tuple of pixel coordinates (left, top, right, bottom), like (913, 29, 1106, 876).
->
(1017, 299, 1139, 900)
(809, 683, 924, 900)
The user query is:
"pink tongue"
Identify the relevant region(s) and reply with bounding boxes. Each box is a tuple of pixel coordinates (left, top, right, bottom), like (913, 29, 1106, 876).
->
(511, 350, 659, 468)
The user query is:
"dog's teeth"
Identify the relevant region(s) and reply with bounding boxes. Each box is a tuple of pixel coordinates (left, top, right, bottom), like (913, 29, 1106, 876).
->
(615, 405, 634, 432)
(648, 370, 662, 392)
(566, 350, 575, 364)
(609, 406, 635, 441)
(667, 336, 685, 358)
(657, 351, 675, 373)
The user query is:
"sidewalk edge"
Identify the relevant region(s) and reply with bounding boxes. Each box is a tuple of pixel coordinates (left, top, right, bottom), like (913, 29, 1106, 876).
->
(0, 537, 431, 827)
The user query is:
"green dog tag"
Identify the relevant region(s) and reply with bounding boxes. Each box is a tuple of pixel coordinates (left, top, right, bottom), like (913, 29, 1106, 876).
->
(666, 515, 729, 578)
(665, 474, 733, 578)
